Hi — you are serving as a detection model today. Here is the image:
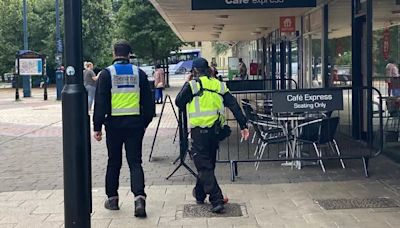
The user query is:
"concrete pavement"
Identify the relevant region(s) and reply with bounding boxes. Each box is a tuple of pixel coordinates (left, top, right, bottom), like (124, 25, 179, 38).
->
(1, 79, 400, 227)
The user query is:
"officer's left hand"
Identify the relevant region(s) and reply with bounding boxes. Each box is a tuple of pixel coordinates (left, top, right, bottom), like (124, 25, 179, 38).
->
(93, 131, 102, 141)
(241, 128, 250, 141)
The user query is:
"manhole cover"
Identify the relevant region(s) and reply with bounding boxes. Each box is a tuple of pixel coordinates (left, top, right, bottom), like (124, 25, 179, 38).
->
(315, 198, 400, 210)
(183, 203, 244, 218)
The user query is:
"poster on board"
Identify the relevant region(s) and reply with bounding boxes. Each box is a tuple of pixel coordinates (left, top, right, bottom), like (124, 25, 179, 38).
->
(228, 57, 239, 80)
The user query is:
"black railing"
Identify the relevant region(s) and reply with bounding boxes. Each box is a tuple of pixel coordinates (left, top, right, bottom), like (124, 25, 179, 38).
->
(226, 78, 298, 92)
(217, 87, 384, 181)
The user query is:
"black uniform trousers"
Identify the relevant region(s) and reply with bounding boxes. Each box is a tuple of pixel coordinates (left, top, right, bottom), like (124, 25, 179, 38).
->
(105, 127, 146, 198)
(190, 127, 224, 206)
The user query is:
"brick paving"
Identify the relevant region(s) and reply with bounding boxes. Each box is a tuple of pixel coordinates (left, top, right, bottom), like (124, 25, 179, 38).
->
(1, 80, 400, 227)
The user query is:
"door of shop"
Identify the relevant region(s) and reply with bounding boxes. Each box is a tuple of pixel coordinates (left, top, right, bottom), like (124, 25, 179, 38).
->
(352, 0, 373, 144)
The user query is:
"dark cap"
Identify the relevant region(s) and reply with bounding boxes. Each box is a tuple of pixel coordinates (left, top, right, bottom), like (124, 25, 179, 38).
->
(192, 58, 209, 69)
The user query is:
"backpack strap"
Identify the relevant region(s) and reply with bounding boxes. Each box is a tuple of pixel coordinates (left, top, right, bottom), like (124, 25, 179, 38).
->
(192, 78, 224, 98)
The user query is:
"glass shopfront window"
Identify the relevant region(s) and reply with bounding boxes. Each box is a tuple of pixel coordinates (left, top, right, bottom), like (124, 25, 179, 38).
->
(372, 0, 400, 157)
(328, 0, 352, 88)
(303, 9, 323, 88)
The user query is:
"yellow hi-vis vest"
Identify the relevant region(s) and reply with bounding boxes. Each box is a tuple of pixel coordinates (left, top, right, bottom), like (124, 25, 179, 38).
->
(108, 64, 140, 116)
(188, 76, 228, 128)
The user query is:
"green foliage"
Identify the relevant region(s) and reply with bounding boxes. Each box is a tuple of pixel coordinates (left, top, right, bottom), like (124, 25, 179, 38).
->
(82, 0, 113, 67)
(212, 42, 230, 56)
(328, 36, 352, 66)
(115, 0, 183, 62)
(0, 0, 113, 79)
(0, 0, 181, 79)
(0, 0, 23, 75)
(372, 26, 400, 77)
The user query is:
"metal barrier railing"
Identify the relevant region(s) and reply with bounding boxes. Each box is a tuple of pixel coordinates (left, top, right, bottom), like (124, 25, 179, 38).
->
(226, 78, 298, 92)
(217, 87, 384, 181)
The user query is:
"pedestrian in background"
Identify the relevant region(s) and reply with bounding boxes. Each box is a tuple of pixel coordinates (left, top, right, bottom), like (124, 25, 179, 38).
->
(176, 58, 249, 214)
(239, 58, 248, 80)
(153, 64, 165, 104)
(84, 61, 98, 111)
(386, 59, 399, 96)
(93, 40, 155, 218)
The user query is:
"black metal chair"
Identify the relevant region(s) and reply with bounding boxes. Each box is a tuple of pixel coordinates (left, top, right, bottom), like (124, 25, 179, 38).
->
(292, 117, 345, 172)
(241, 99, 293, 170)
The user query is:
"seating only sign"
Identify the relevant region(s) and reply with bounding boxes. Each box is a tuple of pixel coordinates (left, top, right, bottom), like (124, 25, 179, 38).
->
(272, 90, 343, 113)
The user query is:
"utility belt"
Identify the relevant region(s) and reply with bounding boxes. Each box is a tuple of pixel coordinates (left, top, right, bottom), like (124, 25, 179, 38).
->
(192, 120, 231, 142)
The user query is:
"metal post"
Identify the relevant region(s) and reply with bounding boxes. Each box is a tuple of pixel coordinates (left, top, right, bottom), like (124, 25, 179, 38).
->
(62, 0, 91, 227)
(287, 41, 292, 88)
(271, 44, 277, 90)
(55, 0, 63, 100)
(280, 41, 286, 90)
(22, 0, 31, 97)
(322, 4, 329, 88)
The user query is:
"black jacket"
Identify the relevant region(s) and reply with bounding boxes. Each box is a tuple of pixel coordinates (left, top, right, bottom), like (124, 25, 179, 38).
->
(175, 77, 248, 130)
(93, 59, 155, 131)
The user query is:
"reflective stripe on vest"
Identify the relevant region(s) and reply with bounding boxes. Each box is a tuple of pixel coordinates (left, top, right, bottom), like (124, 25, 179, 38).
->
(188, 77, 227, 128)
(109, 64, 140, 116)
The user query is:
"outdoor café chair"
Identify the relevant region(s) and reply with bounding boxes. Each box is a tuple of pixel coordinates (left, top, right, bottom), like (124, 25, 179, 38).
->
(250, 119, 293, 170)
(292, 117, 345, 172)
(241, 100, 285, 157)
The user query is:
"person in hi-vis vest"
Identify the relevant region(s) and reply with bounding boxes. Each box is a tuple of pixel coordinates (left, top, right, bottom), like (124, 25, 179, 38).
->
(93, 40, 154, 218)
(176, 58, 250, 213)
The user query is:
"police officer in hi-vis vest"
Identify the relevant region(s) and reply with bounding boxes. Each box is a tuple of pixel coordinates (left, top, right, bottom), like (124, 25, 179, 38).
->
(93, 40, 154, 217)
(176, 58, 250, 213)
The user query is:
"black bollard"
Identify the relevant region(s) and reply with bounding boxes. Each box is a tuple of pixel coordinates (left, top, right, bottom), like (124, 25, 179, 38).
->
(44, 76, 48, 101)
(15, 74, 20, 101)
(62, 0, 91, 227)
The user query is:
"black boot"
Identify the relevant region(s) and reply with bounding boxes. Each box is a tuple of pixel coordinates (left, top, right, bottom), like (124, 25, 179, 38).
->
(211, 203, 225, 214)
(192, 188, 205, 204)
(134, 196, 147, 218)
(104, 196, 119, 210)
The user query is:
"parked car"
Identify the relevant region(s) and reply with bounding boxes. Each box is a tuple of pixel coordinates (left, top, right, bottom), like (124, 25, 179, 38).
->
(332, 66, 352, 86)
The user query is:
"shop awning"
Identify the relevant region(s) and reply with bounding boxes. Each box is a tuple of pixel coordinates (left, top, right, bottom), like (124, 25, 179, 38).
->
(149, 0, 319, 42)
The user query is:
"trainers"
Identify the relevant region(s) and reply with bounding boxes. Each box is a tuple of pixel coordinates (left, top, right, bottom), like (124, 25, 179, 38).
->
(134, 196, 147, 218)
(210, 204, 225, 214)
(104, 196, 119, 210)
(192, 188, 205, 204)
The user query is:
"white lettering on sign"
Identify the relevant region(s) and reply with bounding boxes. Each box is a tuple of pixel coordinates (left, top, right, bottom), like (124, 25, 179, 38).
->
(269, 0, 284, 3)
(287, 94, 303, 102)
(252, 0, 284, 4)
(287, 93, 334, 110)
(225, 0, 249, 4)
(113, 75, 137, 86)
(304, 94, 333, 102)
(225, 0, 286, 5)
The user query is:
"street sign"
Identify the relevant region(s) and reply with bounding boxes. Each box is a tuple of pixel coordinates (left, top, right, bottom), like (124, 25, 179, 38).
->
(19, 58, 43, 76)
(192, 0, 316, 10)
(280, 16, 296, 33)
(16, 51, 46, 76)
(272, 90, 343, 113)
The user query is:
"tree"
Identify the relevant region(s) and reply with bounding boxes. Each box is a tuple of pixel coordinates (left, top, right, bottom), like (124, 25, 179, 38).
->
(115, 0, 182, 62)
(212, 41, 230, 56)
(82, 0, 113, 67)
(0, 0, 23, 78)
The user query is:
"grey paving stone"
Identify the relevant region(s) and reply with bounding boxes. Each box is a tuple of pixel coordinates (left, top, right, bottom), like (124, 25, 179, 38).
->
(0, 225, 16, 228)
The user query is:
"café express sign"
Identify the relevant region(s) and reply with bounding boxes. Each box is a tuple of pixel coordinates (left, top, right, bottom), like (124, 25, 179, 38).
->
(272, 90, 343, 113)
(192, 0, 316, 10)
